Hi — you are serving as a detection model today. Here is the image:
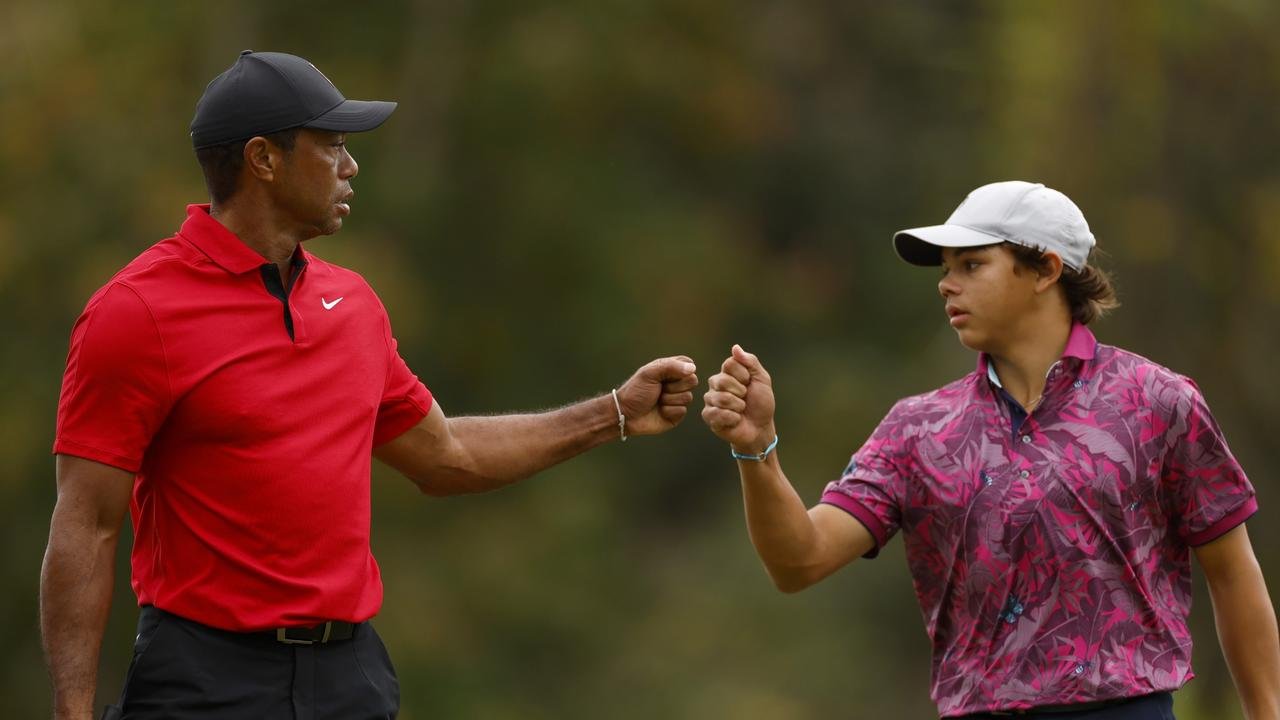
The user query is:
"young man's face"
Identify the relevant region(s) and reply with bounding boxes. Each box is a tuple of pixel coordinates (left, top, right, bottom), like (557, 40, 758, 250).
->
(271, 129, 359, 238)
(938, 245, 1041, 353)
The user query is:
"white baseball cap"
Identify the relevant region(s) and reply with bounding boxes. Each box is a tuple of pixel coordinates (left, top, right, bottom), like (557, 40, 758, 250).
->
(893, 181, 1096, 272)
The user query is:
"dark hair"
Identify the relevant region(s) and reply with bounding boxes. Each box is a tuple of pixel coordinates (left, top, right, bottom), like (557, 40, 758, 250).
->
(194, 128, 299, 204)
(1005, 242, 1119, 325)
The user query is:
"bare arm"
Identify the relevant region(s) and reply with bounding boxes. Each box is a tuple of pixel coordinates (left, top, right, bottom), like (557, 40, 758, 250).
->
(41, 455, 134, 720)
(703, 345, 875, 592)
(375, 356, 698, 496)
(1194, 523, 1280, 720)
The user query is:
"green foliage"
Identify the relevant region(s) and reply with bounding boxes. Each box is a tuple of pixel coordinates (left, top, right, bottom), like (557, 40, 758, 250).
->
(4, 1, 1278, 717)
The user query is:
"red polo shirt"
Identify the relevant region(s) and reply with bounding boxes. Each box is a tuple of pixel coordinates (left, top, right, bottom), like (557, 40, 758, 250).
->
(54, 204, 433, 631)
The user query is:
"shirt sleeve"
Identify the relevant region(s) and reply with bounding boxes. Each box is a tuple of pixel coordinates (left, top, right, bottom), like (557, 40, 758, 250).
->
(372, 303, 434, 447)
(54, 282, 173, 472)
(820, 401, 912, 558)
(1162, 377, 1256, 546)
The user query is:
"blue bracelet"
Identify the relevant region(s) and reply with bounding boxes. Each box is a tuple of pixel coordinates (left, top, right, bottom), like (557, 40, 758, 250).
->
(730, 435, 779, 462)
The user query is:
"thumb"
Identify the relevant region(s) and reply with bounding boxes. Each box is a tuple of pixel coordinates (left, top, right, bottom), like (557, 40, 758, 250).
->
(731, 344, 770, 384)
(644, 356, 698, 382)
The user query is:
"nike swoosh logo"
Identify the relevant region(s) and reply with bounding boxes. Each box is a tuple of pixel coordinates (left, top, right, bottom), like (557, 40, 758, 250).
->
(322, 297, 344, 310)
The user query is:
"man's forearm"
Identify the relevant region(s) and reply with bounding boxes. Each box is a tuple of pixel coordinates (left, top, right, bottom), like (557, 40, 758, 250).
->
(434, 395, 618, 493)
(739, 453, 824, 591)
(1209, 560, 1280, 719)
(41, 514, 119, 719)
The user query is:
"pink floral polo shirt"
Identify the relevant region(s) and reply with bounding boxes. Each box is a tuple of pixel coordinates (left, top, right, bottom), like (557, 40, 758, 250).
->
(821, 323, 1256, 716)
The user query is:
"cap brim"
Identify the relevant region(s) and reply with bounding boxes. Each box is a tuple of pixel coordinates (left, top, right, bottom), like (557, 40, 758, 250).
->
(304, 99, 397, 133)
(892, 224, 1005, 266)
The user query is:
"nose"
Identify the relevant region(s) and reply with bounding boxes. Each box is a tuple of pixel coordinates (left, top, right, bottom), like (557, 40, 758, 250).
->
(938, 270, 958, 299)
(340, 147, 359, 179)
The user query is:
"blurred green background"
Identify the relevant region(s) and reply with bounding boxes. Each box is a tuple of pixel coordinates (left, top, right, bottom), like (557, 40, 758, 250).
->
(4, 1, 1279, 717)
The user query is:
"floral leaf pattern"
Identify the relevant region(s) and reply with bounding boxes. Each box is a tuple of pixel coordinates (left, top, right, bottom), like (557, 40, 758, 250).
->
(819, 324, 1256, 716)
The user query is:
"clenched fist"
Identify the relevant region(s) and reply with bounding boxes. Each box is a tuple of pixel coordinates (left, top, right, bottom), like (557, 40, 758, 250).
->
(615, 356, 699, 436)
(701, 345, 776, 455)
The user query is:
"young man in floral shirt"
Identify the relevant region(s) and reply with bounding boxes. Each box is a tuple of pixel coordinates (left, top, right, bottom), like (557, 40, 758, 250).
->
(702, 181, 1280, 718)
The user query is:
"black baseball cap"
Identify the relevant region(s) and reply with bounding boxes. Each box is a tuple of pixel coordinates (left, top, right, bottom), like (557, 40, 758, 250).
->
(190, 50, 397, 149)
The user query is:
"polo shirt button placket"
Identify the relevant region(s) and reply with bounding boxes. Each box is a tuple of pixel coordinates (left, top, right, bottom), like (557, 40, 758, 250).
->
(1021, 434, 1032, 444)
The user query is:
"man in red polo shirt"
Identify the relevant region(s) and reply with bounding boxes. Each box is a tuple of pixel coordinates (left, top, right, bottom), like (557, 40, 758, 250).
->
(702, 181, 1280, 718)
(41, 51, 699, 720)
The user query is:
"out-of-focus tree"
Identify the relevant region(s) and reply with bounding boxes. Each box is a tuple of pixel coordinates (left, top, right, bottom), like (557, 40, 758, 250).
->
(3, 1, 1277, 717)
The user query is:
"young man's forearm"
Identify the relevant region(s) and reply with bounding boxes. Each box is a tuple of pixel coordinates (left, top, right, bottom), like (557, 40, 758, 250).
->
(41, 516, 120, 719)
(738, 453, 826, 591)
(1209, 566, 1280, 719)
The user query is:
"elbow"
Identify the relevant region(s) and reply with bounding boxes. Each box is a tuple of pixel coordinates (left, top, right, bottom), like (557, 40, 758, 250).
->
(409, 468, 513, 497)
(411, 478, 451, 497)
(766, 553, 857, 594)
(409, 472, 471, 497)
(766, 565, 821, 594)
(772, 575, 812, 595)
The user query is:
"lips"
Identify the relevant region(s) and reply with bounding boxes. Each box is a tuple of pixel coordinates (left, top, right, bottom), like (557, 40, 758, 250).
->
(946, 305, 970, 326)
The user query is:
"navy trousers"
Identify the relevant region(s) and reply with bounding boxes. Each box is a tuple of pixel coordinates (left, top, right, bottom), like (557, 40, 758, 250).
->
(102, 606, 399, 720)
(956, 692, 1175, 719)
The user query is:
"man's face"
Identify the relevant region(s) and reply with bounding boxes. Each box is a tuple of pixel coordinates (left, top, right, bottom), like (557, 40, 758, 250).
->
(270, 129, 359, 238)
(937, 245, 1040, 353)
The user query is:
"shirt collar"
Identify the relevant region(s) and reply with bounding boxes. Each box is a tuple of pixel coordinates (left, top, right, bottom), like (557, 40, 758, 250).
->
(1061, 320, 1097, 361)
(978, 321, 1098, 387)
(177, 204, 311, 274)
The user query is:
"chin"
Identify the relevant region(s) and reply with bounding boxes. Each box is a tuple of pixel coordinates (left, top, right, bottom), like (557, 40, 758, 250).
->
(953, 327, 991, 354)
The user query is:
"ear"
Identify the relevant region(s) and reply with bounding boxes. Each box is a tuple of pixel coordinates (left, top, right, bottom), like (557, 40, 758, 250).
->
(1034, 252, 1065, 293)
(243, 136, 282, 183)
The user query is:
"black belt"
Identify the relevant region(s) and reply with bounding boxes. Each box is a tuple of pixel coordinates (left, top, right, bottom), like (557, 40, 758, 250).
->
(974, 692, 1167, 716)
(268, 620, 357, 645)
(142, 606, 359, 646)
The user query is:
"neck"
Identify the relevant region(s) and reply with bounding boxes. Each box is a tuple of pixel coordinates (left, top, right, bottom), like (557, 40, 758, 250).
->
(210, 196, 308, 277)
(987, 310, 1073, 409)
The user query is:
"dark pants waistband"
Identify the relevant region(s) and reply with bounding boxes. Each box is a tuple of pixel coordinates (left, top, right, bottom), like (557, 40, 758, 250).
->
(957, 691, 1174, 718)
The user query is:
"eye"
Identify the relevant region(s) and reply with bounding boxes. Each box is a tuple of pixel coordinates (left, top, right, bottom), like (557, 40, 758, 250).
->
(966, 261, 981, 271)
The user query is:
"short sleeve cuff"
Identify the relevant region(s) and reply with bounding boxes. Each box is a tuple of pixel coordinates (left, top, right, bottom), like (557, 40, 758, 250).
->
(52, 437, 142, 474)
(1185, 496, 1259, 547)
(820, 490, 888, 559)
(372, 388, 433, 447)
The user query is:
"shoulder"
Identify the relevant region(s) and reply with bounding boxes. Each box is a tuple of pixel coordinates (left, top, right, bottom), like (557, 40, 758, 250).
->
(67, 279, 168, 389)
(1092, 343, 1203, 416)
(303, 252, 382, 301)
(79, 239, 185, 326)
(873, 372, 983, 443)
(116, 234, 205, 281)
(91, 235, 206, 308)
(301, 251, 366, 282)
